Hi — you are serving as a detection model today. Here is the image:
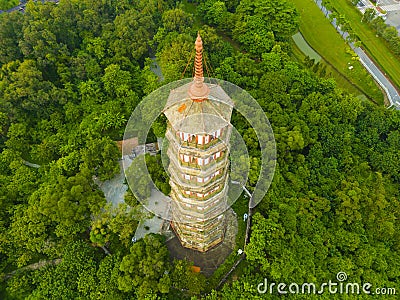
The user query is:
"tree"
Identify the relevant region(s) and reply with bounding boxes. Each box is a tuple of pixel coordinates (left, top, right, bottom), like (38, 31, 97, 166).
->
(370, 16, 387, 36)
(96, 254, 125, 299)
(125, 156, 152, 200)
(161, 8, 193, 33)
(0, 0, 18, 10)
(142, 57, 161, 95)
(112, 8, 155, 61)
(124, 189, 138, 207)
(233, 16, 275, 57)
(29, 169, 106, 238)
(340, 18, 352, 38)
(151, 114, 167, 138)
(156, 32, 193, 82)
(170, 259, 206, 295)
(81, 136, 120, 181)
(90, 203, 138, 250)
(1, 60, 58, 122)
(29, 240, 99, 299)
(382, 26, 398, 43)
(0, 11, 23, 64)
(197, 26, 235, 68)
(102, 64, 135, 98)
(145, 153, 171, 195)
(245, 212, 284, 275)
(235, 0, 299, 39)
(328, 11, 338, 26)
(232, 0, 300, 57)
(336, 14, 346, 31)
(322, 0, 333, 16)
(118, 234, 171, 298)
(362, 8, 376, 23)
(5, 122, 30, 154)
(199, 0, 230, 28)
(1, 0, 400, 297)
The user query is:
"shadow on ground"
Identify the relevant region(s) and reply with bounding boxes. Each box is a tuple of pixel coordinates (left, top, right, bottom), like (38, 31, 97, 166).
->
(166, 208, 238, 276)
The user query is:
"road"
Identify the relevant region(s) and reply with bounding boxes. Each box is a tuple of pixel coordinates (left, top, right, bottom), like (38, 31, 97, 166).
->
(354, 47, 400, 108)
(315, 0, 400, 109)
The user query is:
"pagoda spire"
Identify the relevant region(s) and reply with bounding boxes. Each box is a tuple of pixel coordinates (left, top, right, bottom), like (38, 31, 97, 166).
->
(194, 32, 204, 80)
(189, 32, 209, 101)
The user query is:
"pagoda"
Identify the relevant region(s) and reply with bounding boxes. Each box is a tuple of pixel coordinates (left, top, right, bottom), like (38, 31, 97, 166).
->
(163, 33, 233, 252)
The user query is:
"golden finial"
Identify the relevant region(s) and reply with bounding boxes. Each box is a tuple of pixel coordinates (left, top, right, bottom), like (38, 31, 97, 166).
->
(194, 32, 203, 80)
(189, 32, 209, 101)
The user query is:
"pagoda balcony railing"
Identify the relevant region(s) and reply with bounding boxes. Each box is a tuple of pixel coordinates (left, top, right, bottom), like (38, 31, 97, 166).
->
(173, 183, 225, 201)
(177, 227, 224, 243)
(167, 148, 229, 176)
(172, 198, 227, 218)
(165, 138, 228, 168)
(172, 214, 222, 230)
(181, 137, 220, 150)
(178, 154, 227, 170)
(169, 171, 226, 190)
(166, 125, 231, 152)
(172, 190, 227, 210)
(170, 177, 229, 204)
(170, 175, 229, 204)
(167, 133, 228, 159)
(173, 220, 225, 238)
(178, 228, 224, 245)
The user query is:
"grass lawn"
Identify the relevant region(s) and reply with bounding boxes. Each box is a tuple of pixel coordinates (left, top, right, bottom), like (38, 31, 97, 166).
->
(329, 0, 400, 94)
(289, 0, 384, 105)
(290, 39, 368, 98)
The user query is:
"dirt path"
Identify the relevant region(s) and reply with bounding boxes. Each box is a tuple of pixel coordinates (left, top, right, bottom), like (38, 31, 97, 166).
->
(4, 258, 62, 279)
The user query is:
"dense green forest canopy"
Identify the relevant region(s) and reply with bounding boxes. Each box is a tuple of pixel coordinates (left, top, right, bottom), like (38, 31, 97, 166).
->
(0, 0, 19, 11)
(0, 0, 399, 299)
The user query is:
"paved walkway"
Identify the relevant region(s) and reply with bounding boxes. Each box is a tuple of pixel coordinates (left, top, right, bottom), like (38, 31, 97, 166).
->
(129, 148, 171, 241)
(23, 160, 40, 168)
(94, 160, 128, 207)
(5, 258, 62, 279)
(385, 10, 400, 33)
(354, 48, 400, 108)
(150, 57, 164, 81)
(132, 188, 171, 241)
(315, 0, 400, 109)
